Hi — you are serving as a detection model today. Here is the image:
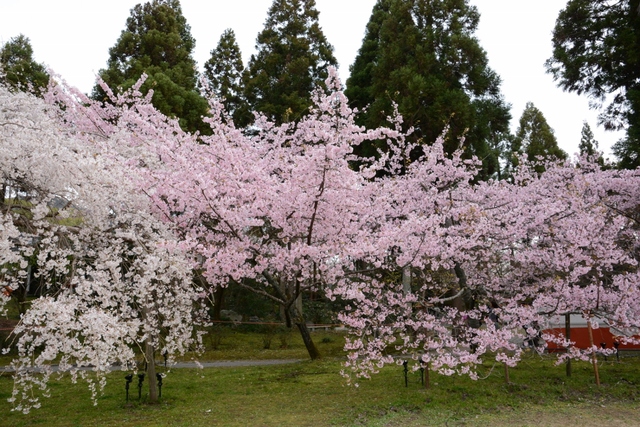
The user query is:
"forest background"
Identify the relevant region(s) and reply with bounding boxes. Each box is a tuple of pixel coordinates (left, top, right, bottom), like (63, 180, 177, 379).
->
(0, 0, 628, 156)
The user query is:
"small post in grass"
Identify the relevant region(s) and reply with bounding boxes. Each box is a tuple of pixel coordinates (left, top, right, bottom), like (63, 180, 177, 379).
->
(125, 374, 133, 402)
(156, 373, 163, 398)
(137, 373, 146, 399)
(403, 361, 408, 387)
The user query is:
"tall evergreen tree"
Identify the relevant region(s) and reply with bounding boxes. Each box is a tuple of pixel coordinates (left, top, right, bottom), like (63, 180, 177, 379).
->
(344, 0, 390, 123)
(579, 121, 599, 157)
(508, 102, 567, 174)
(579, 121, 605, 166)
(0, 34, 49, 97)
(345, 0, 511, 180)
(92, 0, 208, 134)
(243, 0, 337, 125)
(202, 29, 248, 125)
(546, 0, 640, 169)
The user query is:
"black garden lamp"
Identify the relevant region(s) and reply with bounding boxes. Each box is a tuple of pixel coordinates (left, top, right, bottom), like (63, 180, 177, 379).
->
(124, 374, 133, 402)
(156, 373, 163, 398)
(403, 360, 408, 388)
(137, 373, 145, 399)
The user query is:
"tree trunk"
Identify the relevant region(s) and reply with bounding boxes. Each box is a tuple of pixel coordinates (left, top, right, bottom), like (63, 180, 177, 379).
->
(145, 340, 158, 402)
(212, 287, 224, 321)
(424, 362, 430, 389)
(294, 291, 303, 318)
(279, 278, 291, 327)
(586, 312, 601, 387)
(262, 273, 319, 359)
(402, 266, 411, 296)
(290, 305, 321, 360)
(142, 305, 158, 402)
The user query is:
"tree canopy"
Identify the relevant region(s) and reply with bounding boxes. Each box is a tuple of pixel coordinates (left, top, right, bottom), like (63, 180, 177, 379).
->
(92, 0, 209, 134)
(242, 0, 337, 125)
(345, 0, 511, 180)
(0, 82, 204, 412)
(0, 34, 49, 97)
(202, 28, 247, 125)
(508, 102, 567, 173)
(546, 0, 640, 168)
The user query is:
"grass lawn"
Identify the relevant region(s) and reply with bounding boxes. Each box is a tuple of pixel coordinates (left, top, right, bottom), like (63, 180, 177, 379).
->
(1, 329, 640, 426)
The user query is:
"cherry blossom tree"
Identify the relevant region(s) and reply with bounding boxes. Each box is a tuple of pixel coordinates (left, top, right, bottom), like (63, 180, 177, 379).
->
(89, 69, 407, 360)
(334, 134, 518, 382)
(6, 63, 640, 415)
(470, 159, 640, 384)
(337, 151, 640, 384)
(95, 67, 558, 379)
(0, 84, 205, 413)
(61, 67, 640, 383)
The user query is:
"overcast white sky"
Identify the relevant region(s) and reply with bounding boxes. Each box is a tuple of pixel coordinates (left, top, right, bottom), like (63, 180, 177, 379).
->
(0, 0, 625, 158)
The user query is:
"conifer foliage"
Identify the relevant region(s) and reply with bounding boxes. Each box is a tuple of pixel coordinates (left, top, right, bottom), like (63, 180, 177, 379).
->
(579, 121, 605, 166)
(345, 0, 511, 180)
(202, 28, 247, 124)
(508, 102, 567, 173)
(0, 34, 49, 97)
(579, 121, 598, 157)
(243, 0, 337, 125)
(92, 0, 208, 133)
(546, 0, 640, 168)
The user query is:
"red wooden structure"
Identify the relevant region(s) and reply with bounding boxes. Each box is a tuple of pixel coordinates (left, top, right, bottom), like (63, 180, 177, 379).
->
(543, 314, 640, 352)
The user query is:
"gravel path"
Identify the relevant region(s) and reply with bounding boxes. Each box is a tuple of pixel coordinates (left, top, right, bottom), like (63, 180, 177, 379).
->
(170, 359, 301, 369)
(0, 359, 302, 373)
